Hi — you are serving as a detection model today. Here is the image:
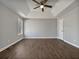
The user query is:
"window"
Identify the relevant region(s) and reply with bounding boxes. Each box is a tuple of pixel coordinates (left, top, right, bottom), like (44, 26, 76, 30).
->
(17, 18, 23, 35)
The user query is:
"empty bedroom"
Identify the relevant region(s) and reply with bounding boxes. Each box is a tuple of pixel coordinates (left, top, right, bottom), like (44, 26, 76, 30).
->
(0, 0, 79, 59)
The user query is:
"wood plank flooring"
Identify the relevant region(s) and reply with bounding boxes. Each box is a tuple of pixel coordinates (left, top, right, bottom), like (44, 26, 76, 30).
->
(0, 38, 79, 59)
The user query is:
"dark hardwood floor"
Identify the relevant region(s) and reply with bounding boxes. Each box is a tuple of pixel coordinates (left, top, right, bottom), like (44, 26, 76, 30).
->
(0, 38, 79, 59)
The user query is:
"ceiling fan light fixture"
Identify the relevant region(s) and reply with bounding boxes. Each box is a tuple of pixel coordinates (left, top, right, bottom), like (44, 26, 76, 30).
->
(40, 5, 44, 8)
(32, 0, 52, 12)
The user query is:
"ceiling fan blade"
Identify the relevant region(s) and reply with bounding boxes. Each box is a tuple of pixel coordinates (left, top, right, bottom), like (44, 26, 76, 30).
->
(44, 5, 52, 8)
(32, 0, 40, 4)
(34, 6, 40, 9)
(41, 0, 48, 4)
(42, 8, 44, 12)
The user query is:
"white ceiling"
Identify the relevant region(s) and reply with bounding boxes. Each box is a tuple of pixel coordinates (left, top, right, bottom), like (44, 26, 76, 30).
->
(26, 0, 58, 11)
(0, 0, 76, 18)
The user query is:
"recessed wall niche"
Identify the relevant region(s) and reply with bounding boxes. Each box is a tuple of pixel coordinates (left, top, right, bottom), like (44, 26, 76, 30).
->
(24, 18, 57, 38)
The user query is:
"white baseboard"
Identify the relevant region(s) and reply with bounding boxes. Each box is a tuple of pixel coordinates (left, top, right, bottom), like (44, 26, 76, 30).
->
(0, 38, 23, 52)
(57, 37, 63, 40)
(57, 37, 79, 48)
(63, 40, 79, 48)
(24, 37, 58, 39)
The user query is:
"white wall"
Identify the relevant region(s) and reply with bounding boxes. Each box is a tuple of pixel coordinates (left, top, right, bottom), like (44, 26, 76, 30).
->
(24, 19, 57, 38)
(57, 17, 63, 40)
(0, 3, 23, 49)
(62, 5, 79, 46)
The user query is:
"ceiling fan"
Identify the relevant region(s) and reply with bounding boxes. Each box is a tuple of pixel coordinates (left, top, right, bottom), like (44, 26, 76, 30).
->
(32, 0, 53, 12)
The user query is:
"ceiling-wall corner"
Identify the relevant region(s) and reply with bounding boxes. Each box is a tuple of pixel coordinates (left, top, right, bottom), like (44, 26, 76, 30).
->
(57, 0, 79, 17)
(0, 0, 31, 18)
(51, 0, 76, 17)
